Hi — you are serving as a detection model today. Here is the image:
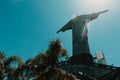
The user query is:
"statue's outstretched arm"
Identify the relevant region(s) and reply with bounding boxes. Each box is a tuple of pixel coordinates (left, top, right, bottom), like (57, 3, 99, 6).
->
(57, 19, 73, 33)
(88, 10, 109, 21)
(97, 10, 109, 14)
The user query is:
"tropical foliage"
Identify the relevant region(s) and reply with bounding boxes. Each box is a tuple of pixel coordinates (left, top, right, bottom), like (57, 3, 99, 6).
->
(0, 39, 77, 80)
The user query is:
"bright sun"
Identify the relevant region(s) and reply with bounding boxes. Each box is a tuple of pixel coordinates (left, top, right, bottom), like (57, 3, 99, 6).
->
(79, 0, 114, 11)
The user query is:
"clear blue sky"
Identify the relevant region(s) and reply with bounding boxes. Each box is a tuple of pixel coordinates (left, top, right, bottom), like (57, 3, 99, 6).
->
(0, 0, 120, 66)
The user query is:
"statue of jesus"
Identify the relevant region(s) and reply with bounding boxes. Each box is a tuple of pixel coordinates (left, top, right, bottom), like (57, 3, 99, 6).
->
(57, 10, 109, 56)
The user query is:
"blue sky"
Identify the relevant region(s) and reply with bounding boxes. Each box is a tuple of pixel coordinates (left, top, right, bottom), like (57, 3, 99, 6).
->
(0, 0, 120, 66)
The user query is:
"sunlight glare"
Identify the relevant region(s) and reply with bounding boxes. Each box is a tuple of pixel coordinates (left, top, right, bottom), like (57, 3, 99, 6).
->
(79, 0, 114, 11)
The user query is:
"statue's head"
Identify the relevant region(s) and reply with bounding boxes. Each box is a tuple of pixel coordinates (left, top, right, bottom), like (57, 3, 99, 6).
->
(72, 15, 79, 21)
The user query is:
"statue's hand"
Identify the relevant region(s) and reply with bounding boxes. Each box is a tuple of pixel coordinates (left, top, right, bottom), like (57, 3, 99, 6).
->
(98, 10, 109, 14)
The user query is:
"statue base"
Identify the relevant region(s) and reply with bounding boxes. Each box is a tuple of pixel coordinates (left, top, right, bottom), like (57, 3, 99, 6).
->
(70, 53, 94, 65)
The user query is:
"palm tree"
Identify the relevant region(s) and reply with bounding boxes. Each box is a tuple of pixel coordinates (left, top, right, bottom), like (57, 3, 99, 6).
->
(46, 38, 68, 67)
(4, 56, 23, 80)
(16, 55, 47, 80)
(0, 39, 77, 80)
(34, 38, 77, 80)
(35, 68, 77, 80)
(24, 58, 42, 79)
(0, 52, 5, 79)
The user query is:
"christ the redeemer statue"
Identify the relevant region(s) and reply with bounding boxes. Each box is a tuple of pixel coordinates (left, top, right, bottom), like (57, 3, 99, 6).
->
(57, 10, 109, 56)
